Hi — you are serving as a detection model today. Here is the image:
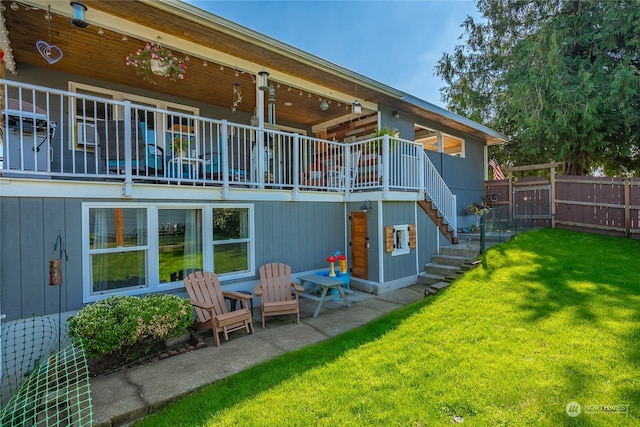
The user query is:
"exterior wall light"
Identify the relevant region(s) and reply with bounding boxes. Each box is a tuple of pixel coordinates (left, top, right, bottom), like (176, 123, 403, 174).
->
(352, 100, 362, 115)
(258, 70, 270, 91)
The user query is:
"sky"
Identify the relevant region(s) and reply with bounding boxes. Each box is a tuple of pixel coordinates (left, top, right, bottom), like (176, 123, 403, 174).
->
(185, 1, 479, 108)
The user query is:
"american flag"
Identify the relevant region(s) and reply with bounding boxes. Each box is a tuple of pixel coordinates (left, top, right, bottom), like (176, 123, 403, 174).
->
(489, 158, 505, 180)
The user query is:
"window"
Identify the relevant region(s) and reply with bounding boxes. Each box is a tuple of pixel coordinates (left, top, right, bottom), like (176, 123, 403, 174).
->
(83, 203, 254, 302)
(69, 82, 199, 152)
(88, 207, 148, 293)
(158, 208, 203, 283)
(384, 224, 417, 256)
(392, 224, 410, 256)
(73, 88, 116, 151)
(212, 207, 252, 275)
(415, 125, 465, 158)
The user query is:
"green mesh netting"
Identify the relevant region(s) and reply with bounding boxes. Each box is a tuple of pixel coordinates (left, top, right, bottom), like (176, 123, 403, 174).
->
(1, 316, 93, 426)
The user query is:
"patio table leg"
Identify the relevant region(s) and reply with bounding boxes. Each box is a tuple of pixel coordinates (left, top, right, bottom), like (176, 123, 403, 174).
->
(313, 286, 330, 318)
(336, 285, 351, 307)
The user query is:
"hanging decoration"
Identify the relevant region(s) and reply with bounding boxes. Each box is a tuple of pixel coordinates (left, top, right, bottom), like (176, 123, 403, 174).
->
(267, 84, 276, 126)
(125, 41, 186, 84)
(36, 6, 63, 64)
(231, 82, 242, 112)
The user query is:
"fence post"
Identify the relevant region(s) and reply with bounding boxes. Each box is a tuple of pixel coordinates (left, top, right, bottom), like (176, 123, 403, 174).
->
(624, 178, 630, 237)
(550, 164, 557, 228)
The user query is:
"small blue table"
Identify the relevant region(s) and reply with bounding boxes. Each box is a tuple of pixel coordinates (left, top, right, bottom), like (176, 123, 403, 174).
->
(298, 273, 352, 318)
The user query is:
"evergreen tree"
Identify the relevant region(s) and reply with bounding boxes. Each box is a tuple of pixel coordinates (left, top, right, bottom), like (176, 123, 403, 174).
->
(436, 0, 640, 176)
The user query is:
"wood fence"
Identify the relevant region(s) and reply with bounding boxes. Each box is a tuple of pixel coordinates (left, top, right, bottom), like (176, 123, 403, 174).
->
(485, 164, 639, 239)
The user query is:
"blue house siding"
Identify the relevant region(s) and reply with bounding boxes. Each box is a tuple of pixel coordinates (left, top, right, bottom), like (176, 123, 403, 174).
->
(0, 195, 352, 320)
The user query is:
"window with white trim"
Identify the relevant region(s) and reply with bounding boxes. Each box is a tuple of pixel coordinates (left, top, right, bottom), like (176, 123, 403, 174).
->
(88, 207, 149, 293)
(392, 224, 410, 256)
(83, 203, 254, 302)
(69, 82, 199, 152)
(384, 224, 417, 256)
(212, 207, 251, 275)
(415, 125, 465, 158)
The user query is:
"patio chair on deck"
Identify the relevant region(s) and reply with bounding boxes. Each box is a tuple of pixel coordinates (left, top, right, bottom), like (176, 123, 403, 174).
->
(254, 263, 305, 328)
(140, 122, 164, 176)
(327, 150, 361, 188)
(183, 271, 254, 346)
(97, 120, 145, 174)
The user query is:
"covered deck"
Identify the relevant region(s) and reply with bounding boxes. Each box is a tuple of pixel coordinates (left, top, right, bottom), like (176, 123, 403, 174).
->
(0, 80, 456, 230)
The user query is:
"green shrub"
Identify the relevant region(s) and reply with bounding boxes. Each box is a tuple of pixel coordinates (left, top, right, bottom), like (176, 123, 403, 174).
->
(68, 294, 194, 358)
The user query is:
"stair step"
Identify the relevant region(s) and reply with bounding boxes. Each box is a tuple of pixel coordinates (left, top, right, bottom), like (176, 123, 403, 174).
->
(432, 254, 474, 267)
(418, 272, 445, 285)
(439, 245, 480, 258)
(424, 263, 459, 277)
(425, 281, 450, 295)
(460, 260, 483, 271)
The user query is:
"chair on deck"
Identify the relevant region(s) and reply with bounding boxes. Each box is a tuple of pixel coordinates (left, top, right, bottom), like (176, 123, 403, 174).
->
(254, 263, 304, 328)
(183, 271, 254, 346)
(97, 120, 146, 174)
(327, 150, 361, 188)
(139, 122, 164, 176)
(202, 136, 249, 181)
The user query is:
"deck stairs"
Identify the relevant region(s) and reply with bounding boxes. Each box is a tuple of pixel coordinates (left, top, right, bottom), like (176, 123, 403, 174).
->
(418, 242, 482, 296)
(418, 199, 458, 244)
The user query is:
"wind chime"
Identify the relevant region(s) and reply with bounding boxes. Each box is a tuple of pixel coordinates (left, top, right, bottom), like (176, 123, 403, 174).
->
(267, 84, 276, 126)
(35, 5, 64, 64)
(231, 82, 242, 112)
(258, 70, 276, 126)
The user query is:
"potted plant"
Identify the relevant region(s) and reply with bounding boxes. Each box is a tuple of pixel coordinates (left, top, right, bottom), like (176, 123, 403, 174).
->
(368, 125, 399, 153)
(172, 136, 190, 156)
(466, 201, 489, 229)
(125, 42, 187, 84)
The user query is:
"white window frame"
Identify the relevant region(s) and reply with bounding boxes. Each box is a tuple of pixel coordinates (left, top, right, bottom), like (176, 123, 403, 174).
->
(211, 203, 255, 280)
(68, 82, 199, 152)
(392, 224, 410, 256)
(415, 125, 465, 158)
(82, 202, 254, 302)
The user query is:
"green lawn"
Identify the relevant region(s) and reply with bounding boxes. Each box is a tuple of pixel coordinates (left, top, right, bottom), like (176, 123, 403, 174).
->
(136, 228, 640, 426)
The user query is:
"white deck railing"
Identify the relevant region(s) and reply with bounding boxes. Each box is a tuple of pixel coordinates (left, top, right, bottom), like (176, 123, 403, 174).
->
(0, 80, 456, 229)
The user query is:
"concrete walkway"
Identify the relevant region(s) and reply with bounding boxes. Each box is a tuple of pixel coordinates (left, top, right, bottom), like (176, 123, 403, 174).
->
(91, 282, 433, 427)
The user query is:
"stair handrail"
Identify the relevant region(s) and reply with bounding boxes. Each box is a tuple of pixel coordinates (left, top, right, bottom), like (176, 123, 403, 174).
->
(422, 151, 457, 238)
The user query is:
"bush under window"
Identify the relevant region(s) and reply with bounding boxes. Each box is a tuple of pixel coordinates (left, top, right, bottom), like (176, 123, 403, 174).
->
(68, 294, 194, 359)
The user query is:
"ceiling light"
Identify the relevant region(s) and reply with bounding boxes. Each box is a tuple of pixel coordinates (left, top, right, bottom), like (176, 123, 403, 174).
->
(203, 60, 208, 67)
(121, 35, 128, 42)
(352, 100, 362, 115)
(184, 55, 190, 62)
(70, 1, 88, 28)
(320, 99, 329, 111)
(284, 101, 293, 107)
(10, 2, 18, 11)
(219, 64, 224, 70)
(97, 27, 104, 35)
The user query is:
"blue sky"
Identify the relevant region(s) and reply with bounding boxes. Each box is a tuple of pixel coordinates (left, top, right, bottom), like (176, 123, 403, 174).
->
(185, 1, 479, 107)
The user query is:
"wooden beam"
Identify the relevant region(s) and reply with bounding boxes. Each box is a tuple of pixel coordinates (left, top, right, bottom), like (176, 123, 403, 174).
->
(505, 162, 562, 172)
(114, 208, 124, 247)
